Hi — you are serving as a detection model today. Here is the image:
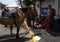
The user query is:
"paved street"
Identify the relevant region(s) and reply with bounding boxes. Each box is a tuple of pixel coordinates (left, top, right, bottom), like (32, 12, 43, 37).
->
(31, 28, 60, 42)
(0, 25, 31, 42)
(0, 21, 60, 42)
(0, 0, 60, 42)
(31, 18, 60, 42)
(0, 10, 60, 42)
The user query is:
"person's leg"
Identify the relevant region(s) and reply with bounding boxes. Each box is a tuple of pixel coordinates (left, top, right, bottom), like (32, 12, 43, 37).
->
(50, 24, 53, 29)
(32, 17, 35, 29)
(26, 17, 31, 27)
(45, 24, 50, 31)
(28, 19, 31, 27)
(50, 23, 54, 31)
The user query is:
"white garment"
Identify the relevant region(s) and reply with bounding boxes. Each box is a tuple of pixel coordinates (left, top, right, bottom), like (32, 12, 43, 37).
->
(47, 9, 50, 16)
(36, 1, 40, 18)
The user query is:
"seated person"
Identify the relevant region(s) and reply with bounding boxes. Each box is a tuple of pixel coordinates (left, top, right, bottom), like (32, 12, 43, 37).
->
(34, 17, 46, 28)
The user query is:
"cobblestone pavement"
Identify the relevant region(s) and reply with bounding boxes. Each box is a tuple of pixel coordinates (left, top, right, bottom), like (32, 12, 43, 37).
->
(31, 28, 60, 42)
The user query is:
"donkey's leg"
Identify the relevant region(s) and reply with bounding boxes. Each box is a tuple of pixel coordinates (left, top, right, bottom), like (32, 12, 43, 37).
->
(4, 25, 7, 27)
(16, 25, 20, 39)
(10, 25, 13, 34)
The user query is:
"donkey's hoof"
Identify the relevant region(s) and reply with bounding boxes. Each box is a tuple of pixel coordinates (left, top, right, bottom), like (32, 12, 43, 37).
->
(16, 35, 19, 39)
(4, 25, 7, 27)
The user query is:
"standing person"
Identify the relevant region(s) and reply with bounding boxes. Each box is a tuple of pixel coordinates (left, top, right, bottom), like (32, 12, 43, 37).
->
(26, 4, 38, 27)
(28, 4, 38, 28)
(26, 6, 31, 27)
(45, 5, 56, 31)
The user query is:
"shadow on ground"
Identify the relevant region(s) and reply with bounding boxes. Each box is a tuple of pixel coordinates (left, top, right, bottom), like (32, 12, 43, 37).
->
(48, 18, 60, 37)
(49, 30, 60, 37)
(0, 37, 30, 42)
(0, 32, 30, 42)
